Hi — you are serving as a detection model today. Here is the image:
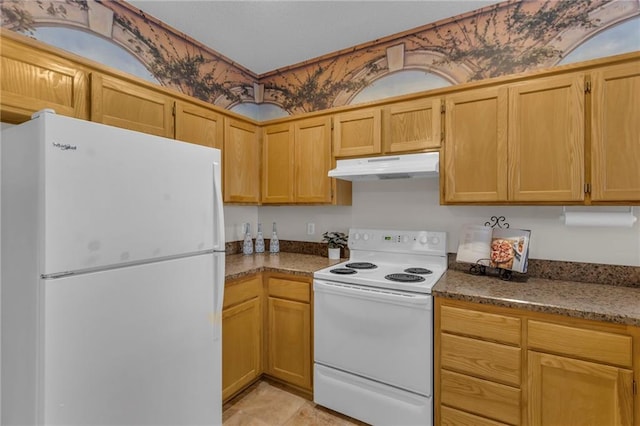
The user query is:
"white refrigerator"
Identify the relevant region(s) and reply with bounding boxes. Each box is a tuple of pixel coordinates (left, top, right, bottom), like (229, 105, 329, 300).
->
(1, 110, 225, 425)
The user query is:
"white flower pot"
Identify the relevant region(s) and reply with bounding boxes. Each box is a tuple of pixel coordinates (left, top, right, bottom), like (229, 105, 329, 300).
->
(328, 247, 341, 259)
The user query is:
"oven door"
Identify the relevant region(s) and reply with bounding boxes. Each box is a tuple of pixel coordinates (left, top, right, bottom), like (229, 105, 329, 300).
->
(313, 279, 433, 396)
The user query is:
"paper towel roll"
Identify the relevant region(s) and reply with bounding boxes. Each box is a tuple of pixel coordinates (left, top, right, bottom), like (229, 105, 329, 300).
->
(562, 211, 638, 227)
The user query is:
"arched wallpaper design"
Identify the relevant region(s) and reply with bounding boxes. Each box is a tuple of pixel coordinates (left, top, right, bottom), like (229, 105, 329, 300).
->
(2, 0, 639, 120)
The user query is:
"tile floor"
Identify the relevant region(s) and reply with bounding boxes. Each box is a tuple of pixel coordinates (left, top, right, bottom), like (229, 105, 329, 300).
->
(223, 380, 368, 426)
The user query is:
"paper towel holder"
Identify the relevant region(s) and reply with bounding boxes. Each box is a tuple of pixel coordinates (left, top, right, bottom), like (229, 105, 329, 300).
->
(561, 206, 637, 227)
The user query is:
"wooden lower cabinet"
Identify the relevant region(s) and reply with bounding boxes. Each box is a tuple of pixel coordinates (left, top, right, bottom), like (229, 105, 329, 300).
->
(222, 272, 313, 401)
(528, 351, 633, 426)
(441, 370, 521, 425)
(526, 319, 635, 426)
(441, 406, 511, 426)
(435, 298, 639, 426)
(437, 300, 522, 425)
(222, 275, 262, 401)
(264, 274, 313, 393)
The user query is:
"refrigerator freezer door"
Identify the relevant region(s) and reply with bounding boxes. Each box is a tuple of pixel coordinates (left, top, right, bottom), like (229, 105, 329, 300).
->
(41, 114, 222, 275)
(42, 253, 223, 425)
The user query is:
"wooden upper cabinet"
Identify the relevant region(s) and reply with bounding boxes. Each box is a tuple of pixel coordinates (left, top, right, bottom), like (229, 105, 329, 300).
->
(224, 117, 260, 203)
(174, 101, 223, 150)
(333, 108, 381, 157)
(262, 116, 339, 205)
(0, 34, 88, 122)
(262, 123, 295, 203)
(295, 116, 333, 203)
(443, 73, 587, 204)
(90, 72, 174, 138)
(444, 86, 508, 203)
(590, 61, 640, 202)
(508, 74, 585, 202)
(384, 98, 441, 153)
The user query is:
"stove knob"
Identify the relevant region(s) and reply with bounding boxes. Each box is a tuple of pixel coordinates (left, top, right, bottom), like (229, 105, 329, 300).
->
(402, 235, 409, 243)
(363, 234, 370, 241)
(419, 235, 428, 245)
(353, 233, 361, 240)
(430, 236, 440, 245)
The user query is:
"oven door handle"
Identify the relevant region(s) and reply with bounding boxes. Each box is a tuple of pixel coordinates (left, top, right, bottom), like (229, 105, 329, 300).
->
(313, 279, 432, 308)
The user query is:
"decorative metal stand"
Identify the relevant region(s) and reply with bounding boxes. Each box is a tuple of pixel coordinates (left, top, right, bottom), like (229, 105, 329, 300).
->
(469, 216, 513, 281)
(484, 215, 510, 229)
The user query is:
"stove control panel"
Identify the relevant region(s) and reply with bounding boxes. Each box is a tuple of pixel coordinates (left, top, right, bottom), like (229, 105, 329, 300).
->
(348, 228, 447, 255)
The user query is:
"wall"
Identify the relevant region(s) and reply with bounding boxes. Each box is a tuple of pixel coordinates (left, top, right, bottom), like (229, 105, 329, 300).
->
(258, 179, 640, 267)
(224, 206, 259, 242)
(3, 0, 638, 117)
(3, 122, 637, 268)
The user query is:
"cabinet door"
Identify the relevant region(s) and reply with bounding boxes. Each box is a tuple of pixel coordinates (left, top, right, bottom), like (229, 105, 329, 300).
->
(90, 73, 174, 138)
(591, 61, 640, 202)
(266, 297, 311, 390)
(262, 123, 294, 204)
(1, 36, 88, 122)
(443, 86, 508, 202)
(222, 275, 262, 401)
(528, 351, 633, 426)
(508, 74, 585, 202)
(222, 297, 262, 401)
(384, 98, 441, 153)
(295, 116, 332, 203)
(174, 101, 223, 149)
(223, 118, 260, 203)
(333, 108, 381, 157)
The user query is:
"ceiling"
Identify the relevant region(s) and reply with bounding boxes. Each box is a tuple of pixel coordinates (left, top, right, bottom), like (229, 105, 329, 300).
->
(125, 0, 503, 75)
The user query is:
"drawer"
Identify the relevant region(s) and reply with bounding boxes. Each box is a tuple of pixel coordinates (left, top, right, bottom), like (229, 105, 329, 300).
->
(440, 305, 521, 345)
(527, 320, 633, 368)
(223, 275, 262, 309)
(268, 277, 310, 303)
(441, 333, 521, 386)
(441, 370, 521, 425)
(441, 406, 511, 426)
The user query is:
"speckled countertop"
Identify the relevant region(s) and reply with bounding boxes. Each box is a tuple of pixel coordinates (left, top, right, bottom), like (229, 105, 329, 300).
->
(433, 269, 640, 327)
(225, 253, 640, 327)
(225, 252, 342, 281)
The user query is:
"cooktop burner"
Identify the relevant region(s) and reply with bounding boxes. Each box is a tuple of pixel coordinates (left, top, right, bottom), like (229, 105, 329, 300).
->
(385, 273, 426, 283)
(404, 267, 433, 275)
(345, 262, 378, 270)
(330, 268, 357, 275)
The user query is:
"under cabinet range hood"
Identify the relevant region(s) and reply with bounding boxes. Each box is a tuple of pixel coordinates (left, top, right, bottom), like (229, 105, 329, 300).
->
(328, 152, 439, 181)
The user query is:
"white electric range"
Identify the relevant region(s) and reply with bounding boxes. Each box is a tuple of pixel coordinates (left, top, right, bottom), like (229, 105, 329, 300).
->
(313, 228, 447, 426)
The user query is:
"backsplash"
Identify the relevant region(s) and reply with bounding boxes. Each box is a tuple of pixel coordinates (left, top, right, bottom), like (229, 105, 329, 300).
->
(446, 254, 640, 289)
(226, 239, 350, 259)
(227, 239, 640, 289)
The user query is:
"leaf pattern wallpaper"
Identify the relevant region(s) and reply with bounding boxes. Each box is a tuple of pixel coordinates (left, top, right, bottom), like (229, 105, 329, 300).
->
(1, 0, 638, 120)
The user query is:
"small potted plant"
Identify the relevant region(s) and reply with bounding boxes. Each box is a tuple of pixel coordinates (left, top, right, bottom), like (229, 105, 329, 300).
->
(322, 231, 348, 259)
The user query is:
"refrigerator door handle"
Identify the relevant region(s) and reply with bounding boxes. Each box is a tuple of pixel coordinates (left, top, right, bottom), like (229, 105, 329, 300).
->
(213, 253, 225, 342)
(213, 160, 225, 251)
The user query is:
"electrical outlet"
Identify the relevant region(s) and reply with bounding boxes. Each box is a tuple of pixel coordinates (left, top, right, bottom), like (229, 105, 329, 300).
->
(307, 223, 315, 235)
